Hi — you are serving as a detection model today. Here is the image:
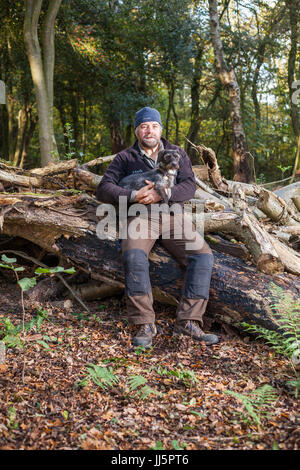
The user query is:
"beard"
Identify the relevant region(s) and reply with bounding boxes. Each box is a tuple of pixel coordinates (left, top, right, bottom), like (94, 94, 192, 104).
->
(140, 135, 160, 149)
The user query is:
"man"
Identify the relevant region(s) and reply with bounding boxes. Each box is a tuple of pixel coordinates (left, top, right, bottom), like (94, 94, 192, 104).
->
(97, 107, 218, 348)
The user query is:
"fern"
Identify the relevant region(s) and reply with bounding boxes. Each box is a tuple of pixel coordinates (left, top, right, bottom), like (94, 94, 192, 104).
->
(83, 364, 119, 390)
(225, 384, 278, 428)
(286, 378, 300, 398)
(0, 313, 49, 349)
(155, 363, 199, 388)
(269, 283, 300, 344)
(241, 323, 296, 357)
(128, 375, 161, 400)
(242, 283, 300, 386)
(128, 375, 147, 391)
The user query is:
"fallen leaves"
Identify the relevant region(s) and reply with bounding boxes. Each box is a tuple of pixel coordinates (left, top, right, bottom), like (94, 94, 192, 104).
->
(0, 281, 299, 450)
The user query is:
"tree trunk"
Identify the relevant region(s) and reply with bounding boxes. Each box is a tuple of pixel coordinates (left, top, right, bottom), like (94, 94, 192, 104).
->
(82, 95, 87, 157)
(13, 107, 28, 167)
(125, 124, 132, 149)
(6, 92, 14, 163)
(186, 46, 203, 163)
(170, 83, 179, 145)
(23, 0, 61, 167)
(286, 0, 300, 178)
(208, 0, 254, 184)
(56, 100, 68, 154)
(71, 90, 80, 151)
(42, 0, 62, 158)
(1, 145, 300, 333)
(165, 91, 171, 141)
(1, 193, 299, 332)
(0, 99, 8, 160)
(251, 43, 265, 130)
(19, 108, 38, 169)
(110, 120, 125, 154)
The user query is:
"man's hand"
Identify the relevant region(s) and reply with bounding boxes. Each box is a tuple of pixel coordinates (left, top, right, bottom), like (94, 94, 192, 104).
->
(135, 180, 162, 204)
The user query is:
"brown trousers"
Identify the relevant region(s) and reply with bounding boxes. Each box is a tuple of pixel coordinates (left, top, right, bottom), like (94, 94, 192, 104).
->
(121, 211, 213, 326)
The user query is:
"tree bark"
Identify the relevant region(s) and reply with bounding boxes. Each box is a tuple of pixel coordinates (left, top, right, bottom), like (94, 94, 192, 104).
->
(23, 0, 61, 166)
(82, 95, 87, 156)
(208, 0, 254, 184)
(19, 108, 38, 169)
(170, 83, 179, 145)
(186, 46, 203, 163)
(41, 0, 62, 158)
(110, 120, 125, 154)
(286, 0, 300, 178)
(24, 0, 52, 167)
(6, 92, 14, 163)
(13, 107, 28, 167)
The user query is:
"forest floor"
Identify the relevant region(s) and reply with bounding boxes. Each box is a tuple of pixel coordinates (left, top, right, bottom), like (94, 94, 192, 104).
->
(0, 277, 299, 452)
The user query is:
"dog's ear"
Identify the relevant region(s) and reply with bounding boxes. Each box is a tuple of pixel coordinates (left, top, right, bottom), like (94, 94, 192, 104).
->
(157, 150, 165, 161)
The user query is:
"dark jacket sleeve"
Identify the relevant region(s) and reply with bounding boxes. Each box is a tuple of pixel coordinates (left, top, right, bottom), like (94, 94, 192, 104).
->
(96, 153, 132, 204)
(169, 149, 196, 203)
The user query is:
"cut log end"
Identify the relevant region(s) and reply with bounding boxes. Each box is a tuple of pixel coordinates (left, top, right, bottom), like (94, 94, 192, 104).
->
(257, 254, 284, 275)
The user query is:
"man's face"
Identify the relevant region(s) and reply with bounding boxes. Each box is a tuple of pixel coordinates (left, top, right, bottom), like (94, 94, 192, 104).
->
(135, 121, 162, 149)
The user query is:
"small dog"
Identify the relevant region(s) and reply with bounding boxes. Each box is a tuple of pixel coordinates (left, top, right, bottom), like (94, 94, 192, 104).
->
(119, 149, 181, 203)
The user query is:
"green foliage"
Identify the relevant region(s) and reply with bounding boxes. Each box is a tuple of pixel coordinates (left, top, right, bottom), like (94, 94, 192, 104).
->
(150, 440, 187, 450)
(242, 283, 300, 396)
(79, 365, 161, 400)
(0, 0, 298, 179)
(127, 374, 161, 400)
(0, 309, 49, 349)
(151, 441, 165, 450)
(7, 406, 18, 430)
(171, 440, 188, 450)
(81, 364, 120, 390)
(0, 255, 35, 292)
(18, 277, 37, 292)
(155, 363, 199, 388)
(0, 255, 75, 351)
(225, 384, 278, 428)
(242, 283, 300, 360)
(35, 266, 76, 275)
(276, 164, 293, 178)
(0, 255, 75, 293)
(285, 378, 300, 398)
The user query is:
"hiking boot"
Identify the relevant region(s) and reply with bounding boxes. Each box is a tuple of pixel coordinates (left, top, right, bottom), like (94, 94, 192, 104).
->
(132, 323, 157, 348)
(174, 320, 219, 345)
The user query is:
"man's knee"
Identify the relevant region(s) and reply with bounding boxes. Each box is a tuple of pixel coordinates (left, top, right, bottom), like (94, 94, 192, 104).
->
(184, 253, 214, 300)
(122, 249, 151, 296)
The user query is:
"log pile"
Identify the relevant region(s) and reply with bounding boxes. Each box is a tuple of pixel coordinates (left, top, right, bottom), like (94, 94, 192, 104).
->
(0, 148, 299, 332)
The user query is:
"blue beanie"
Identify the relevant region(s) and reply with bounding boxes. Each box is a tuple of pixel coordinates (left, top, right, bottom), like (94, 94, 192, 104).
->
(134, 107, 162, 129)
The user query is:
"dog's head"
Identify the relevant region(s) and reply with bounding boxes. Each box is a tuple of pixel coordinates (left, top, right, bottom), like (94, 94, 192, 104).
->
(157, 150, 181, 172)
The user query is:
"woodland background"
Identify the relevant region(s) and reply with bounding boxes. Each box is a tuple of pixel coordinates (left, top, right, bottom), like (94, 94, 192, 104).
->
(0, 0, 299, 183)
(0, 0, 299, 452)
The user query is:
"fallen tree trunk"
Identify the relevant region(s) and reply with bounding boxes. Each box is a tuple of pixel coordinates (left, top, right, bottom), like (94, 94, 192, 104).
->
(0, 193, 299, 332)
(54, 232, 300, 332)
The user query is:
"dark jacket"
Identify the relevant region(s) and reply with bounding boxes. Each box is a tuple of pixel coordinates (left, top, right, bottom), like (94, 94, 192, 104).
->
(96, 137, 196, 206)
